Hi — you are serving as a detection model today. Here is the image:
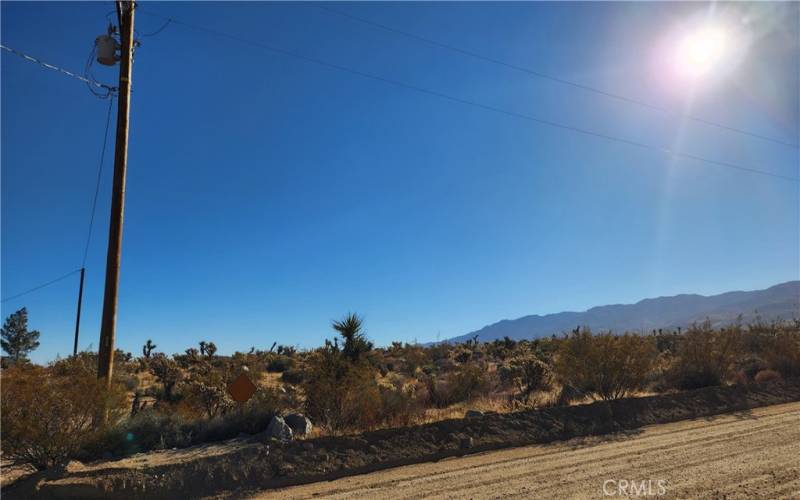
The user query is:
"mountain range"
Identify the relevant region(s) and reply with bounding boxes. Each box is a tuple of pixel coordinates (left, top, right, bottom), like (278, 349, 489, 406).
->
(445, 281, 800, 344)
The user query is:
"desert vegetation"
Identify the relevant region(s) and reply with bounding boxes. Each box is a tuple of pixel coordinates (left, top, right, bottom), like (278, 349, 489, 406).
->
(2, 307, 799, 472)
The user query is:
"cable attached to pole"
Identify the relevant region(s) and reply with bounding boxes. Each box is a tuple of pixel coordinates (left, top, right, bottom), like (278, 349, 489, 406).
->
(1, 270, 82, 303)
(83, 96, 116, 267)
(1, 43, 118, 94)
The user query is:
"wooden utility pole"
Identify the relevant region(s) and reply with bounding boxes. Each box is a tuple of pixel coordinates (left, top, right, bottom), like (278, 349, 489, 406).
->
(73, 267, 85, 356)
(98, 1, 135, 386)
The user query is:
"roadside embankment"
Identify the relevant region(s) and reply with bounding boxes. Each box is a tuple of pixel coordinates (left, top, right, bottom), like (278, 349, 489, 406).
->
(7, 378, 800, 499)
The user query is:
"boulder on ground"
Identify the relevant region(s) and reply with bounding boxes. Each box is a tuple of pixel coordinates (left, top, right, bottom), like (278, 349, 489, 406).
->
(265, 415, 293, 442)
(284, 413, 313, 436)
(465, 409, 484, 418)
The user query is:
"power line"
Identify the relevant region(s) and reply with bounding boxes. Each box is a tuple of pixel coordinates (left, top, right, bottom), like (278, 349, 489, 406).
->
(315, 5, 799, 150)
(1, 43, 117, 94)
(137, 18, 172, 37)
(138, 7, 798, 183)
(1, 270, 82, 303)
(84, 45, 115, 99)
(2, 55, 116, 306)
(83, 96, 116, 267)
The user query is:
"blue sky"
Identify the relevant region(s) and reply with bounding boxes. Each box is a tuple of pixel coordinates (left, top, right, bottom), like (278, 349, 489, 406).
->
(2, 2, 798, 363)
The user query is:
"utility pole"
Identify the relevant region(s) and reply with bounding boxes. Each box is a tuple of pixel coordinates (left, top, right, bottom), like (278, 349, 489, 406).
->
(98, 0, 135, 386)
(73, 267, 85, 356)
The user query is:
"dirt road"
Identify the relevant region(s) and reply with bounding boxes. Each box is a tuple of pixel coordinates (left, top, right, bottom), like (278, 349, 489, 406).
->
(260, 402, 800, 499)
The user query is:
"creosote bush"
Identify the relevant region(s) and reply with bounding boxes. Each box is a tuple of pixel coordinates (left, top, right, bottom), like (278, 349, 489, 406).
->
(424, 363, 493, 408)
(302, 340, 382, 433)
(666, 321, 742, 390)
(763, 330, 800, 379)
(554, 329, 656, 400)
(1, 365, 127, 470)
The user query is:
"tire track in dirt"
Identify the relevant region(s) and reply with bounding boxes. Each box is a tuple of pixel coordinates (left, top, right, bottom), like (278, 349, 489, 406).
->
(278, 410, 789, 498)
(263, 402, 800, 499)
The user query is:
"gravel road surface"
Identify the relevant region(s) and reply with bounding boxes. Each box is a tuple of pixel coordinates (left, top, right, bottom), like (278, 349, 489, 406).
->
(261, 401, 800, 499)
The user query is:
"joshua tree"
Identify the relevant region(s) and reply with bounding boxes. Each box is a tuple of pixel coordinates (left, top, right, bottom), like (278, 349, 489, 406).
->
(199, 341, 207, 356)
(1, 308, 40, 363)
(142, 339, 156, 358)
(149, 354, 182, 401)
(205, 342, 217, 358)
(333, 312, 373, 362)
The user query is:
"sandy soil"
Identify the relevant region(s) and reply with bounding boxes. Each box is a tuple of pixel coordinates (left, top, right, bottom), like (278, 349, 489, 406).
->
(262, 401, 800, 499)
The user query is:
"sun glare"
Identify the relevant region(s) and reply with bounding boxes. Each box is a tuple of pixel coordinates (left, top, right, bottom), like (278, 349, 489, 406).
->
(676, 25, 729, 79)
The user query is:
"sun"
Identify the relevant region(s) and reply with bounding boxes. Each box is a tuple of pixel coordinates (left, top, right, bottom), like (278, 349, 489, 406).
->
(675, 25, 729, 80)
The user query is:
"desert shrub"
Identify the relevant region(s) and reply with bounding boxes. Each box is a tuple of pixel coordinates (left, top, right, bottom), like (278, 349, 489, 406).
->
(196, 387, 282, 440)
(666, 322, 742, 390)
(654, 332, 679, 353)
(498, 363, 524, 388)
(212, 353, 264, 383)
(181, 365, 234, 419)
(454, 349, 472, 364)
(84, 386, 283, 459)
(484, 336, 516, 361)
(265, 355, 293, 373)
(399, 346, 429, 376)
(149, 353, 183, 401)
(513, 358, 552, 405)
(427, 342, 453, 363)
(50, 350, 135, 380)
(754, 369, 782, 384)
(555, 383, 584, 406)
(281, 367, 305, 385)
(1, 366, 127, 469)
(50, 352, 96, 377)
(763, 330, 800, 378)
(300, 313, 388, 433)
(739, 358, 768, 382)
(554, 329, 656, 400)
(302, 343, 382, 433)
(84, 411, 195, 458)
(174, 349, 201, 369)
(424, 363, 492, 408)
(377, 383, 423, 428)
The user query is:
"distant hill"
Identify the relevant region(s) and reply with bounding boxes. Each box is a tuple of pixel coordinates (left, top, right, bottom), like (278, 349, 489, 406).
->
(445, 281, 800, 344)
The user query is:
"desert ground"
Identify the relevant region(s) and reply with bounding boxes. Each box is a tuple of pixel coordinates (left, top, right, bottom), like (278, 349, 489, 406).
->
(261, 401, 800, 499)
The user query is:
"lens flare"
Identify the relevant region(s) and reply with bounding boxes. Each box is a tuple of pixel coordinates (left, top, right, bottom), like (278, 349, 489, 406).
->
(676, 25, 728, 79)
